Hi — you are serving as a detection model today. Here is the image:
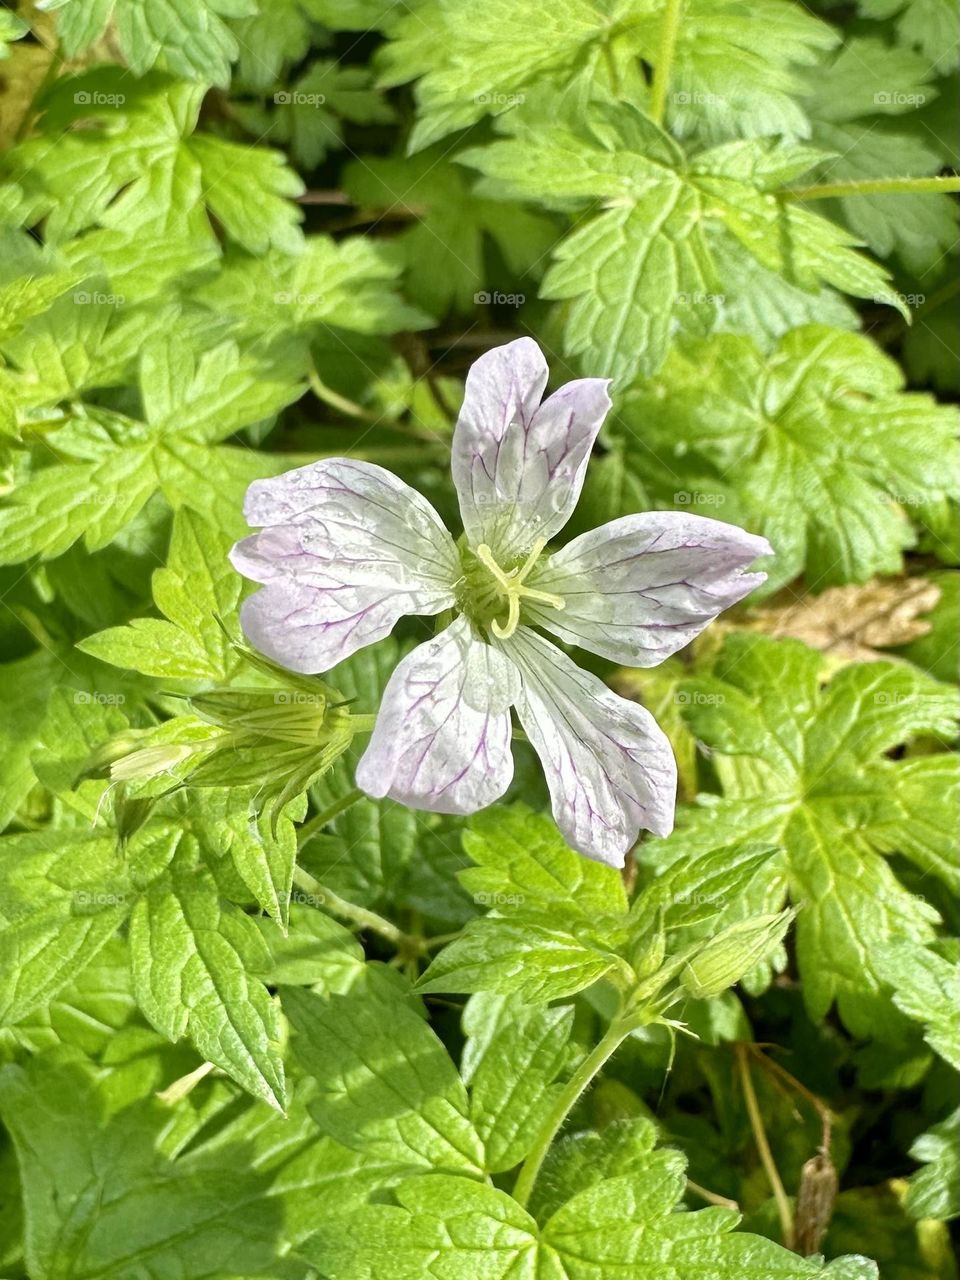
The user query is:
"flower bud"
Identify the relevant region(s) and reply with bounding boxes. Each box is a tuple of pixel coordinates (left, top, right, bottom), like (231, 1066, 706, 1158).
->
(680, 910, 794, 1000)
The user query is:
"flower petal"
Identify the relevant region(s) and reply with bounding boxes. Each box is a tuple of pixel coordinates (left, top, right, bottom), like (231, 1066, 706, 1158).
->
(230, 459, 459, 673)
(356, 617, 520, 815)
(526, 512, 771, 666)
(452, 337, 611, 554)
(501, 627, 677, 866)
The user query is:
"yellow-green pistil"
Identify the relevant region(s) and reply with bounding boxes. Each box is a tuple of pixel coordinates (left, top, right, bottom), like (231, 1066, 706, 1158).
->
(460, 537, 565, 640)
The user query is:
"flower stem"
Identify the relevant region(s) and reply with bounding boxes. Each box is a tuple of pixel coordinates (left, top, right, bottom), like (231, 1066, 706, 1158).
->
(512, 1013, 635, 1208)
(307, 368, 376, 420)
(686, 1179, 739, 1211)
(787, 175, 960, 200)
(736, 1043, 794, 1249)
(297, 787, 365, 849)
(649, 0, 685, 126)
(292, 865, 407, 947)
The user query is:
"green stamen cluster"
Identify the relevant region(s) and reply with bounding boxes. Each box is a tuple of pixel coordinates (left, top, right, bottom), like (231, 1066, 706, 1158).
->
(457, 537, 564, 639)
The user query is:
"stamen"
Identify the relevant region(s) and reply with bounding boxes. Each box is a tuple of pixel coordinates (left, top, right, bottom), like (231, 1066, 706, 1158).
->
(474, 539, 564, 640)
(490, 594, 521, 639)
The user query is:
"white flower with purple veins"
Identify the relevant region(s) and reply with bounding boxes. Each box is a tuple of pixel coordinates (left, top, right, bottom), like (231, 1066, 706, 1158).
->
(230, 338, 770, 866)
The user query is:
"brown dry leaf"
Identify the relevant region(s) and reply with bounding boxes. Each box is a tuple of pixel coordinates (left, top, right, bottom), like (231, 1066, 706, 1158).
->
(739, 577, 941, 666)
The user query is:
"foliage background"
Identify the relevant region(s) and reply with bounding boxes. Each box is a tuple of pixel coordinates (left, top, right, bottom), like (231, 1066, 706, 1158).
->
(0, 0, 957, 1275)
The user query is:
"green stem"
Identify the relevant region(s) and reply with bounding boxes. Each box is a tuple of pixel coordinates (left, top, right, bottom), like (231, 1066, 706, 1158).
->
(788, 175, 960, 200)
(297, 787, 364, 849)
(512, 1013, 635, 1208)
(292, 866, 407, 947)
(648, 0, 684, 126)
(307, 368, 376, 421)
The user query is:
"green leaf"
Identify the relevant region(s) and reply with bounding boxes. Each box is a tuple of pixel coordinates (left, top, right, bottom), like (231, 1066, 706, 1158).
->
(826, 1185, 955, 1280)
(304, 1162, 873, 1279)
(53, 0, 256, 85)
(801, 39, 958, 273)
(256, 903, 365, 990)
(0, 9, 28, 58)
(905, 1109, 960, 1221)
(0, 1053, 294, 1278)
(79, 509, 243, 682)
(462, 106, 898, 381)
(857, 0, 960, 69)
(129, 857, 286, 1110)
(200, 790, 299, 928)
(383, 0, 836, 152)
(344, 149, 555, 315)
(284, 980, 486, 1175)
(0, 333, 305, 564)
(625, 325, 960, 589)
(238, 60, 396, 169)
(196, 234, 431, 346)
(458, 804, 628, 920)
(0, 652, 52, 830)
(873, 941, 960, 1069)
(11, 73, 303, 251)
(417, 912, 624, 1002)
(0, 830, 132, 1028)
(641, 635, 958, 1036)
(463, 993, 574, 1173)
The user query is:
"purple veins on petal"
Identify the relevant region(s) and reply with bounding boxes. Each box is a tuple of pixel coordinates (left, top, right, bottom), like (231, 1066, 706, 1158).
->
(356, 616, 521, 815)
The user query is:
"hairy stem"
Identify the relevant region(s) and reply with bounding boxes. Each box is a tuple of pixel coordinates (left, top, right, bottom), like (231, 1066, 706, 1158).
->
(513, 1013, 635, 1208)
(292, 865, 407, 947)
(649, 0, 685, 126)
(736, 1043, 794, 1248)
(297, 787, 365, 849)
(788, 175, 960, 200)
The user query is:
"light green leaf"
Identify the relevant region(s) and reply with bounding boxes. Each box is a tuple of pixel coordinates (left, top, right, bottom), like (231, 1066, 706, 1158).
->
(417, 913, 624, 1002)
(284, 980, 486, 1175)
(0, 830, 132, 1027)
(462, 107, 897, 381)
(0, 1053, 294, 1278)
(344, 149, 555, 315)
(12, 74, 303, 251)
(53, 0, 255, 85)
(905, 1110, 960, 1222)
(458, 804, 628, 920)
(641, 635, 958, 1036)
(873, 941, 960, 1069)
(625, 325, 960, 589)
(79, 508, 243, 682)
(463, 993, 574, 1174)
(129, 858, 286, 1110)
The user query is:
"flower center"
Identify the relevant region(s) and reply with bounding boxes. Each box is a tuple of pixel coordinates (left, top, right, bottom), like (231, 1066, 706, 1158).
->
(471, 538, 565, 640)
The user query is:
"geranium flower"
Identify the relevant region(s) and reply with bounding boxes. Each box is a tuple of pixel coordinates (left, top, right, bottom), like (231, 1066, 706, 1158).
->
(230, 338, 770, 865)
